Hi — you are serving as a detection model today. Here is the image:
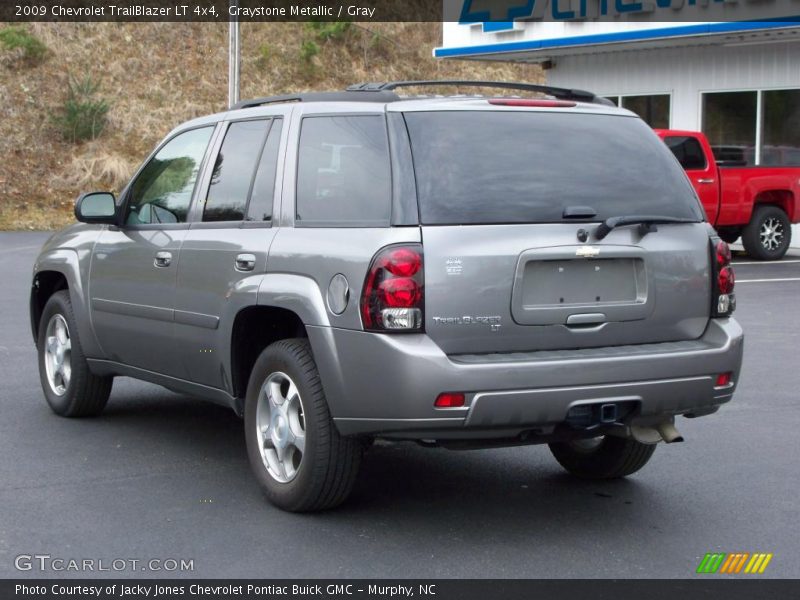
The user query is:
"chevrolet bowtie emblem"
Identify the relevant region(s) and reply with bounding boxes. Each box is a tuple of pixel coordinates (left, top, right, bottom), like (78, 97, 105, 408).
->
(576, 246, 600, 258)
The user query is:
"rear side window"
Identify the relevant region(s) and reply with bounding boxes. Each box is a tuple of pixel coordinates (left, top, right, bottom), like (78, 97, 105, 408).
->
(247, 119, 283, 222)
(296, 115, 391, 226)
(404, 111, 703, 225)
(204, 119, 271, 222)
(711, 145, 750, 167)
(664, 136, 707, 170)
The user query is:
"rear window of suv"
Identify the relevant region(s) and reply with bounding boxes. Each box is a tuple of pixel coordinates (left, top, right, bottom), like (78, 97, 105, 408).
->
(403, 111, 704, 225)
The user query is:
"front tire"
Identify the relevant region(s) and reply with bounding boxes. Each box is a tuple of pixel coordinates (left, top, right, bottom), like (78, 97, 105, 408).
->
(741, 205, 791, 260)
(244, 339, 363, 512)
(37, 290, 113, 417)
(548, 436, 656, 479)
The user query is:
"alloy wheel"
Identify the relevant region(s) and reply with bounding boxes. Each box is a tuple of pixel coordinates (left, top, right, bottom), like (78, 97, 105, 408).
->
(44, 314, 72, 396)
(255, 371, 307, 483)
(760, 216, 785, 251)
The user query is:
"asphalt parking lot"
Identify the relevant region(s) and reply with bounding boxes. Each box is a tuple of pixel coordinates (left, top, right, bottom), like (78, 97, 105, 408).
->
(1, 231, 799, 579)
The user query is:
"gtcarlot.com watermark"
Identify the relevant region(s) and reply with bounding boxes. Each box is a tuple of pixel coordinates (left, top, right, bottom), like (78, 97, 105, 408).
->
(14, 554, 194, 573)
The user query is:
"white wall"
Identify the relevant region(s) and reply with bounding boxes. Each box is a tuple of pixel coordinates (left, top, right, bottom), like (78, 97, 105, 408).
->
(545, 41, 800, 130)
(545, 42, 800, 248)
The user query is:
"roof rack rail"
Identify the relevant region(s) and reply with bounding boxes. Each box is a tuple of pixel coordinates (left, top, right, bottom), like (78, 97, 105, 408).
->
(231, 81, 612, 110)
(231, 94, 302, 109)
(230, 90, 400, 110)
(346, 80, 613, 105)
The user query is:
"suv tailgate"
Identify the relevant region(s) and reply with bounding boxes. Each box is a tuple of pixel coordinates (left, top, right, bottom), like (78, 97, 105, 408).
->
(422, 223, 711, 354)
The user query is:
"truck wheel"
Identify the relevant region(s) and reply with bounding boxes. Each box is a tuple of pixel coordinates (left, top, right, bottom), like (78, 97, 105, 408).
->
(37, 290, 113, 417)
(742, 205, 791, 260)
(548, 436, 656, 479)
(244, 339, 363, 512)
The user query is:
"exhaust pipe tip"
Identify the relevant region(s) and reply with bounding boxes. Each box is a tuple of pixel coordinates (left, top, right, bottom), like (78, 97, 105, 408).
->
(656, 421, 684, 444)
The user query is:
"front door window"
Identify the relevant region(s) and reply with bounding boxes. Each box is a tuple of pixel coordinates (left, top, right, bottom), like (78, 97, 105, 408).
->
(126, 127, 214, 224)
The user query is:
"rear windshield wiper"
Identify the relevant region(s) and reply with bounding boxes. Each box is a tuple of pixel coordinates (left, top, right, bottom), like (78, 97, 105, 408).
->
(594, 215, 698, 240)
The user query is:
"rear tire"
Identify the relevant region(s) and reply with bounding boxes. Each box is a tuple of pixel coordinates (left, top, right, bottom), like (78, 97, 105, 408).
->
(548, 436, 656, 479)
(37, 290, 113, 417)
(244, 339, 363, 512)
(741, 205, 791, 260)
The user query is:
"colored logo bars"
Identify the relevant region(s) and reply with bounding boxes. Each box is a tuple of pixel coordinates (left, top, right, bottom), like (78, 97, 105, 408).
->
(697, 552, 774, 574)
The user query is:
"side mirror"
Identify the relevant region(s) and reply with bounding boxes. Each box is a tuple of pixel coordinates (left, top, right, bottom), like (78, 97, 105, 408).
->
(75, 192, 117, 224)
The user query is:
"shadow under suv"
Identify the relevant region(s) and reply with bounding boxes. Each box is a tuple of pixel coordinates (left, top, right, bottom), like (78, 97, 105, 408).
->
(30, 81, 743, 512)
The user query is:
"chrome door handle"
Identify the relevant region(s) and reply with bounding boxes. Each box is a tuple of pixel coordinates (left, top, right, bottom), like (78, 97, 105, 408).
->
(154, 251, 172, 268)
(697, 178, 715, 184)
(235, 253, 256, 272)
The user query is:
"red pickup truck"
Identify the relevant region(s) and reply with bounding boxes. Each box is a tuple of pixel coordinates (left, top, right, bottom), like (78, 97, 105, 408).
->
(655, 130, 800, 260)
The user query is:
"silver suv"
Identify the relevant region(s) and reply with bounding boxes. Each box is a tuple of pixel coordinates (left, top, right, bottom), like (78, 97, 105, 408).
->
(30, 81, 744, 512)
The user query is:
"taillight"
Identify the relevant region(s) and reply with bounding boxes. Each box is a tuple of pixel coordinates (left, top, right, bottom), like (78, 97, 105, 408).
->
(361, 244, 424, 332)
(718, 266, 735, 294)
(715, 241, 731, 265)
(711, 238, 736, 317)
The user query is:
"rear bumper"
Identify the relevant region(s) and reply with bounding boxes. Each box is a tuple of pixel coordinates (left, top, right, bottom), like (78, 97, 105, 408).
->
(307, 318, 743, 438)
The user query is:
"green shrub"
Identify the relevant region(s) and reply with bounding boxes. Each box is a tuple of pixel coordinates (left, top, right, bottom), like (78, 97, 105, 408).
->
(300, 40, 319, 63)
(52, 75, 110, 143)
(307, 21, 352, 42)
(256, 43, 271, 69)
(0, 26, 48, 62)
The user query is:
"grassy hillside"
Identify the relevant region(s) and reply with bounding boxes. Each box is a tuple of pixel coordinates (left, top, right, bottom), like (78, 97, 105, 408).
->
(0, 22, 542, 230)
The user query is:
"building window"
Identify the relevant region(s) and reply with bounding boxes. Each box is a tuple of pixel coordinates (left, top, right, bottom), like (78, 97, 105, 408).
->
(701, 88, 800, 167)
(702, 91, 757, 166)
(621, 95, 670, 129)
(762, 89, 800, 166)
(603, 94, 670, 128)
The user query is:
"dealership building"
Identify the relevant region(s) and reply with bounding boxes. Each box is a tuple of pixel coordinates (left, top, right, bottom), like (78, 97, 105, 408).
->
(436, 20, 800, 246)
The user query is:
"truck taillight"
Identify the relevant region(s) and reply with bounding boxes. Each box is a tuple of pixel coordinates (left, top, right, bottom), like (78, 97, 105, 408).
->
(361, 244, 424, 332)
(711, 239, 736, 317)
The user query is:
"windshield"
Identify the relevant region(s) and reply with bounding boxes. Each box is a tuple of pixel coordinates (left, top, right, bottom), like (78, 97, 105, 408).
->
(403, 111, 704, 225)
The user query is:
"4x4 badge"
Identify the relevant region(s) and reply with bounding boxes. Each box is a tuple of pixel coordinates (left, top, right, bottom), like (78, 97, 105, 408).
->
(576, 246, 600, 258)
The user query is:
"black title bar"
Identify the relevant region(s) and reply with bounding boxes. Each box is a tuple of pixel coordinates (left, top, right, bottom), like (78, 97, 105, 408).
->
(3, 1, 439, 22)
(4, 579, 800, 600)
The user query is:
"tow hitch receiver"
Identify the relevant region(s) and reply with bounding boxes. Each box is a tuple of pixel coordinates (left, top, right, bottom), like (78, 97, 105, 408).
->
(565, 401, 637, 429)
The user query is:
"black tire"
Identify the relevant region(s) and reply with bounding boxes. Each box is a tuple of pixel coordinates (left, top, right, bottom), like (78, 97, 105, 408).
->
(37, 290, 113, 417)
(741, 205, 792, 260)
(244, 338, 363, 512)
(716, 227, 741, 244)
(548, 436, 656, 479)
